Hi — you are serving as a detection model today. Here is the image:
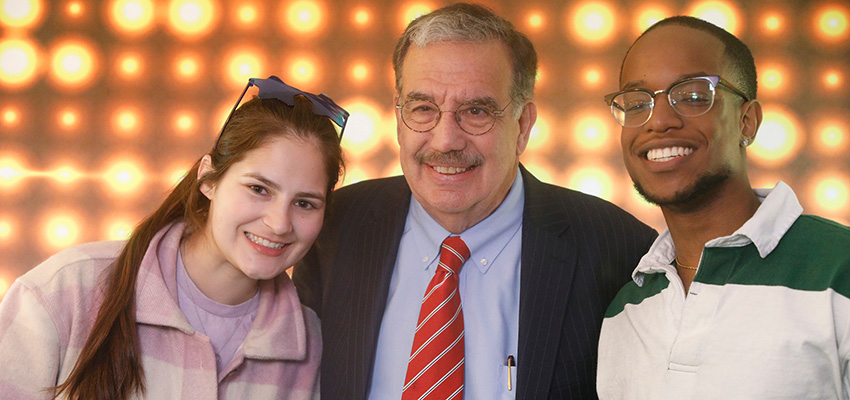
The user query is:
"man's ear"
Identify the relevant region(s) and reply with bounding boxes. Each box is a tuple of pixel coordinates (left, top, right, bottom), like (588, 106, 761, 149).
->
(740, 99, 762, 145)
(198, 155, 215, 200)
(516, 99, 537, 156)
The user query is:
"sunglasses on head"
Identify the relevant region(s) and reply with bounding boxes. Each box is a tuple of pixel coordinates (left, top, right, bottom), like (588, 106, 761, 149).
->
(215, 75, 349, 149)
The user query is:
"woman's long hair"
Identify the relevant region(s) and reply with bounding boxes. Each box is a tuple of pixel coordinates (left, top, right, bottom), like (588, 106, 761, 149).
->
(53, 96, 343, 400)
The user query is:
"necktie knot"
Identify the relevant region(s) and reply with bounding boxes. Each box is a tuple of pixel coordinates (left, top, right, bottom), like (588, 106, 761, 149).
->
(440, 236, 470, 275)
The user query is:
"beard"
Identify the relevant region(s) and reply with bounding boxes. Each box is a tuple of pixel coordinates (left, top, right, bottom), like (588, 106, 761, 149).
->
(633, 167, 732, 207)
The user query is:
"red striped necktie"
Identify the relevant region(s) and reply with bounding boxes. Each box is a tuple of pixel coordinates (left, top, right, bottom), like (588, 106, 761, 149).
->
(402, 236, 470, 400)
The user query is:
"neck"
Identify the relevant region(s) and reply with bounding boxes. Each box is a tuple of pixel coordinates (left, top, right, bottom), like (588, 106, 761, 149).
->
(662, 181, 761, 267)
(179, 232, 258, 305)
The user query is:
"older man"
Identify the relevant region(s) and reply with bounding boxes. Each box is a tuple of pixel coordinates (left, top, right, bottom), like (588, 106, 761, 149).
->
(294, 3, 656, 399)
(597, 16, 850, 398)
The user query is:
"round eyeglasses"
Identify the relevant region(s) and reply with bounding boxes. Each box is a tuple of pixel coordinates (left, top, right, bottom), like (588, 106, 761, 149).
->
(396, 98, 514, 136)
(603, 75, 750, 128)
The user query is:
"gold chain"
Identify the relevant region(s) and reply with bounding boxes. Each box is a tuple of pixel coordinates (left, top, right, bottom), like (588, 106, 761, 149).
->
(674, 257, 698, 270)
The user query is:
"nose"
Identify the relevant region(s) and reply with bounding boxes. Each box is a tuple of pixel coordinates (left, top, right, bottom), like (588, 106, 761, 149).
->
(428, 111, 468, 152)
(644, 93, 683, 133)
(263, 204, 293, 236)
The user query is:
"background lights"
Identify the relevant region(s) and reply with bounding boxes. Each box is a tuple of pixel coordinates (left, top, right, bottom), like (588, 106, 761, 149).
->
(0, 0, 849, 288)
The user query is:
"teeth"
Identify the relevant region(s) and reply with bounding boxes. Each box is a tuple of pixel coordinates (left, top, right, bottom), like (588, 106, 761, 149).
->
(432, 165, 470, 174)
(646, 146, 693, 162)
(245, 232, 285, 249)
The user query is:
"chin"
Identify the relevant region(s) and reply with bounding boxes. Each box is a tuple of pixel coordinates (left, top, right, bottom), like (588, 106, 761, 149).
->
(634, 168, 732, 207)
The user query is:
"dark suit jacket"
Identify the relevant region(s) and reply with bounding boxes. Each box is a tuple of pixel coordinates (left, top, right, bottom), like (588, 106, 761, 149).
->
(293, 165, 657, 399)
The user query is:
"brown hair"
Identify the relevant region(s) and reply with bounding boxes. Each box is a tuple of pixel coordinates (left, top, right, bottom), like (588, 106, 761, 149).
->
(392, 2, 537, 106)
(53, 95, 343, 400)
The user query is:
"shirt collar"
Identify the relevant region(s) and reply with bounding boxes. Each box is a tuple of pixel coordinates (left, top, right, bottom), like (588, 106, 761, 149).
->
(406, 168, 525, 274)
(632, 181, 802, 286)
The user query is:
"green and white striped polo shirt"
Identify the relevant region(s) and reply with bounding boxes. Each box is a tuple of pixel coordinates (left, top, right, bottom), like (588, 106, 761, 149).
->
(597, 182, 850, 399)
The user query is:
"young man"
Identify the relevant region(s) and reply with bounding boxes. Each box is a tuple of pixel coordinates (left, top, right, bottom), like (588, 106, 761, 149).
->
(294, 3, 656, 399)
(598, 16, 850, 399)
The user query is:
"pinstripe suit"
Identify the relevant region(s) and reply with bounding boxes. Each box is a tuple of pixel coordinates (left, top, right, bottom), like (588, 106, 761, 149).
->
(293, 165, 657, 399)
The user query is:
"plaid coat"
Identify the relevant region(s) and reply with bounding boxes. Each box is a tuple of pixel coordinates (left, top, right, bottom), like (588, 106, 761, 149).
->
(0, 221, 321, 399)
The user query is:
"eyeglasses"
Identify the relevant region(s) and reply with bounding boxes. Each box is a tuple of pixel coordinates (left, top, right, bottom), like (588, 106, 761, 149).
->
(603, 75, 750, 128)
(215, 75, 349, 149)
(395, 97, 514, 136)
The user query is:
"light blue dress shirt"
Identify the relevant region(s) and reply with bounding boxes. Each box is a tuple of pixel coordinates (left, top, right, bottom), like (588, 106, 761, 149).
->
(368, 170, 524, 400)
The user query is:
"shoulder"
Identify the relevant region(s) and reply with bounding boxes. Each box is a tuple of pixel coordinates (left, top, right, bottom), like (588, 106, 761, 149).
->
(333, 175, 408, 205)
(18, 240, 124, 291)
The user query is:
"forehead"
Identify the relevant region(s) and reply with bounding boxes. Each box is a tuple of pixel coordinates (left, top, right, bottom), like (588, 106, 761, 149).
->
(400, 40, 513, 102)
(621, 25, 727, 88)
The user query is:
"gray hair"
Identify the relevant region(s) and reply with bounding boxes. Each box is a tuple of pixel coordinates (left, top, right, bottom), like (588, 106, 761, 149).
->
(392, 2, 537, 105)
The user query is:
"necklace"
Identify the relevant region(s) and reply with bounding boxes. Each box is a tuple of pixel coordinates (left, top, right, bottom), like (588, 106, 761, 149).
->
(674, 257, 698, 270)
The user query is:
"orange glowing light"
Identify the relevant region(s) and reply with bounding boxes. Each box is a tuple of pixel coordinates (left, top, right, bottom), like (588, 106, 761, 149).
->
(42, 211, 82, 250)
(813, 119, 848, 156)
(583, 67, 602, 87)
(526, 109, 552, 152)
(809, 173, 850, 214)
(236, 3, 258, 25)
(816, 6, 849, 41)
(104, 217, 135, 240)
(108, 0, 156, 36)
(284, 0, 324, 35)
(340, 98, 386, 160)
(59, 108, 79, 129)
(224, 49, 264, 88)
(527, 11, 545, 31)
(113, 108, 140, 135)
(103, 158, 146, 195)
(67, 1, 82, 16)
(572, 111, 613, 153)
(49, 38, 98, 90)
(521, 159, 556, 184)
(165, 164, 191, 187)
(353, 7, 370, 26)
(2, 107, 19, 126)
(748, 105, 804, 167)
(175, 54, 201, 80)
(174, 111, 196, 134)
(569, 2, 617, 46)
(399, 3, 434, 32)
(0, 38, 40, 90)
(167, 0, 218, 39)
(0, 0, 44, 28)
(759, 64, 787, 93)
(824, 70, 843, 89)
(634, 5, 672, 36)
(763, 13, 783, 33)
(686, 1, 742, 36)
(350, 62, 370, 83)
(0, 218, 13, 242)
(0, 156, 27, 189)
(564, 162, 616, 201)
(287, 55, 319, 87)
(118, 53, 142, 77)
(50, 163, 84, 185)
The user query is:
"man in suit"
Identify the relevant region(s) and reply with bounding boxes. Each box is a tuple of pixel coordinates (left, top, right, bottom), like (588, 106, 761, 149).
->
(293, 3, 657, 399)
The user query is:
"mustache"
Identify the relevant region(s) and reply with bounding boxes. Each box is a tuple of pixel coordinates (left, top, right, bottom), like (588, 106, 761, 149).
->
(414, 150, 483, 167)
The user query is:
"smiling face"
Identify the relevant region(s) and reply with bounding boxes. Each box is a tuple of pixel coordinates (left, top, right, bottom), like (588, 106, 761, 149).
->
(396, 40, 535, 233)
(619, 25, 753, 208)
(198, 135, 327, 283)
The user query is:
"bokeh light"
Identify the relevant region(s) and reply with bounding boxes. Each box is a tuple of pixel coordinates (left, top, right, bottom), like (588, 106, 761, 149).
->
(0, 217, 13, 243)
(283, 0, 325, 36)
(808, 172, 850, 215)
(49, 162, 85, 186)
(2, 106, 20, 127)
(568, 2, 617, 46)
(112, 107, 142, 136)
(48, 38, 99, 90)
(760, 11, 786, 36)
(104, 216, 136, 240)
(174, 52, 202, 82)
(285, 53, 321, 88)
(815, 5, 849, 42)
(526, 108, 552, 152)
(0, 0, 44, 29)
(0, 38, 41, 90)
(758, 62, 790, 95)
(571, 110, 614, 153)
(811, 117, 848, 156)
(166, 0, 219, 39)
(107, 0, 156, 37)
(223, 47, 265, 88)
(58, 107, 80, 130)
(234, 3, 260, 27)
(748, 105, 804, 167)
(686, 1, 741, 36)
(340, 98, 386, 160)
(350, 60, 372, 84)
(564, 161, 617, 202)
(399, 2, 435, 32)
(526, 10, 546, 32)
(117, 52, 143, 79)
(633, 4, 673, 36)
(102, 157, 146, 195)
(823, 68, 843, 90)
(67, 1, 84, 17)
(353, 7, 371, 27)
(0, 155, 27, 190)
(173, 110, 198, 136)
(42, 211, 82, 250)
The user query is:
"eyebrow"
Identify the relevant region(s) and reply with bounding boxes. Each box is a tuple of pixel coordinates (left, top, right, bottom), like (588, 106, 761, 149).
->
(245, 173, 326, 202)
(621, 72, 713, 90)
(404, 91, 501, 109)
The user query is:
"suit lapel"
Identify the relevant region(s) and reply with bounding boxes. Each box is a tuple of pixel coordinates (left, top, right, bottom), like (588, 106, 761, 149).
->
(516, 166, 578, 399)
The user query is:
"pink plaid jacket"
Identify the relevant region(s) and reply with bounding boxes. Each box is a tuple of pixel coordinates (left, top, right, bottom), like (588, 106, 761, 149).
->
(0, 222, 321, 399)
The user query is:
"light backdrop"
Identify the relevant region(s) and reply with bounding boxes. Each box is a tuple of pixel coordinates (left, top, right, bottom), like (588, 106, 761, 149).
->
(1, 0, 849, 300)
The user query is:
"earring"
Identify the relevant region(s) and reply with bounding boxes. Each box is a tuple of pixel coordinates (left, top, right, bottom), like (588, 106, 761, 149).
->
(741, 138, 750, 147)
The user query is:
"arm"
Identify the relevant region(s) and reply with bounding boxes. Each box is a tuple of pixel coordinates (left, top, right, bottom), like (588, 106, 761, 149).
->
(0, 281, 62, 399)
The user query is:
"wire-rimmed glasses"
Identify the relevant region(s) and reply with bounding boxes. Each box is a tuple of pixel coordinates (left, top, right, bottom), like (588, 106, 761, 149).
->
(395, 97, 514, 136)
(603, 75, 750, 128)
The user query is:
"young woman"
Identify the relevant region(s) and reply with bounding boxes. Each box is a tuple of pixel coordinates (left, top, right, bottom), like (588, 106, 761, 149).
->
(0, 76, 346, 400)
